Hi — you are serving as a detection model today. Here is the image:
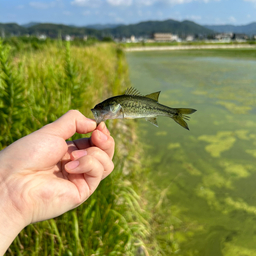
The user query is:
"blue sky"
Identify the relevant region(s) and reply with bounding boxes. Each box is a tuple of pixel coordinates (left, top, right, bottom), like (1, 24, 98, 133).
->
(1, 0, 256, 26)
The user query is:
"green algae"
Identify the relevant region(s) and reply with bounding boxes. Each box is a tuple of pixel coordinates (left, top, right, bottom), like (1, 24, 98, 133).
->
(198, 131, 236, 157)
(127, 50, 256, 256)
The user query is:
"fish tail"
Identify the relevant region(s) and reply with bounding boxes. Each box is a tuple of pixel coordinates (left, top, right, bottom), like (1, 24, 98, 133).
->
(171, 108, 197, 130)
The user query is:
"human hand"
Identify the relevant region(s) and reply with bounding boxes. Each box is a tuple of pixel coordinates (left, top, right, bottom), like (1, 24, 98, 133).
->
(0, 110, 115, 254)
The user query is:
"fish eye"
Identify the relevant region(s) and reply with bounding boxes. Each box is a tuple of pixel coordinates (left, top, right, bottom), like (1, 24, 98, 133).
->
(95, 103, 103, 109)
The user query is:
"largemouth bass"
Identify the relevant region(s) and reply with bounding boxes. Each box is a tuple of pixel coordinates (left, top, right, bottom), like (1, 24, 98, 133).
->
(91, 87, 197, 130)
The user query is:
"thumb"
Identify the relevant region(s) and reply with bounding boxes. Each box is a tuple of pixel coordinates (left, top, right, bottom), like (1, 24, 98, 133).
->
(40, 110, 97, 140)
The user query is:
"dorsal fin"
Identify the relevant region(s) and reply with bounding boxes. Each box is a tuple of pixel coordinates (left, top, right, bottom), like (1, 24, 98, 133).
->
(145, 91, 161, 102)
(125, 87, 142, 96)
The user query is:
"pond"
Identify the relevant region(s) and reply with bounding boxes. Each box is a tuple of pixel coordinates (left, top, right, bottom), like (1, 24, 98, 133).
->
(126, 50, 256, 256)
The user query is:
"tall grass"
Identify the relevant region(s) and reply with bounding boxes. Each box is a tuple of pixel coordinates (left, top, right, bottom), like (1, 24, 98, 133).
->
(0, 39, 154, 255)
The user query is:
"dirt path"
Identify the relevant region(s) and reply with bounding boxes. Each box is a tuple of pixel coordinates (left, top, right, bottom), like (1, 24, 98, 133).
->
(125, 44, 256, 52)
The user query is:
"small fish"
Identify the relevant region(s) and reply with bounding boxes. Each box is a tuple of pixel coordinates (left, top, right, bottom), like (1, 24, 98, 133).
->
(91, 87, 197, 130)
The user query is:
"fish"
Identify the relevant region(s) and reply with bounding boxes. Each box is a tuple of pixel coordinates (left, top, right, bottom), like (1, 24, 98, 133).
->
(91, 87, 197, 130)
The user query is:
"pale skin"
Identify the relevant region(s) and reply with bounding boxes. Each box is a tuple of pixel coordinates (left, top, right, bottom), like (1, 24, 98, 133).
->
(0, 110, 115, 255)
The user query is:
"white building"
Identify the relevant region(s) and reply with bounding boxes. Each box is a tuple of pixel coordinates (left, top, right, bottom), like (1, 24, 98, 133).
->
(153, 33, 180, 42)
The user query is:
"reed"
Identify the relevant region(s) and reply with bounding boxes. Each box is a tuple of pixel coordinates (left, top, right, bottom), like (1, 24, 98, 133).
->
(1, 38, 154, 255)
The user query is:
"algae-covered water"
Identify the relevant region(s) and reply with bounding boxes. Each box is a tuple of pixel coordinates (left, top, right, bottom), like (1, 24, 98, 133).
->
(126, 50, 256, 256)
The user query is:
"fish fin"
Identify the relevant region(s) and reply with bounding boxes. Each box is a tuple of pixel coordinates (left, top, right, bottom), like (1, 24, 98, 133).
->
(145, 91, 161, 102)
(171, 108, 197, 130)
(145, 117, 158, 127)
(178, 108, 197, 115)
(172, 115, 189, 130)
(125, 87, 142, 96)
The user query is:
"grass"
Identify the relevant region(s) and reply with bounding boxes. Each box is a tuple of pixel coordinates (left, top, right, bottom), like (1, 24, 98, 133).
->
(0, 38, 155, 255)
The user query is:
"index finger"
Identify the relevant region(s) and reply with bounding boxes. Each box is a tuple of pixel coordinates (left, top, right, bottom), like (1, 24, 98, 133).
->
(72, 122, 115, 159)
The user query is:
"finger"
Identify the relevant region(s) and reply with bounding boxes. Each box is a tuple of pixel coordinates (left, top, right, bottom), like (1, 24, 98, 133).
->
(72, 127, 115, 159)
(70, 149, 88, 160)
(86, 147, 114, 179)
(70, 148, 114, 179)
(39, 110, 97, 140)
(90, 124, 115, 159)
(66, 156, 104, 197)
(68, 120, 111, 150)
(97, 122, 110, 136)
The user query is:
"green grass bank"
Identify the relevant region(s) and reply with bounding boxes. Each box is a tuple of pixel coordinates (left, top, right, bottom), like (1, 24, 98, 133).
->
(0, 39, 157, 255)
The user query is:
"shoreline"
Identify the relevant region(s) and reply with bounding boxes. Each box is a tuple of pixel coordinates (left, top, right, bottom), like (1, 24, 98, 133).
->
(125, 44, 256, 52)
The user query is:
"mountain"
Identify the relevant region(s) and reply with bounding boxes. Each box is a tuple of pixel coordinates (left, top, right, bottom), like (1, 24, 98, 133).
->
(27, 23, 101, 37)
(0, 23, 27, 36)
(204, 22, 256, 35)
(104, 19, 213, 37)
(22, 22, 40, 28)
(0, 19, 213, 38)
(86, 23, 124, 30)
(1, 20, 256, 39)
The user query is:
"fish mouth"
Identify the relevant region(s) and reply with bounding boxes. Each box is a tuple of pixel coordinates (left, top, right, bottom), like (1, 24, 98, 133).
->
(91, 109, 103, 125)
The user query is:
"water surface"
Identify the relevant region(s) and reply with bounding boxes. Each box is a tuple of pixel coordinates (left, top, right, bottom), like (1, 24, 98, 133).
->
(126, 50, 256, 256)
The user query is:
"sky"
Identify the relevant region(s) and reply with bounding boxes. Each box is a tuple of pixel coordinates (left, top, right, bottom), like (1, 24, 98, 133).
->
(1, 0, 256, 26)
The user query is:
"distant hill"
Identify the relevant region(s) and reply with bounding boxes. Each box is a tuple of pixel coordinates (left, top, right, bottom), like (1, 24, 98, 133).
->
(86, 23, 123, 30)
(104, 19, 213, 37)
(2, 19, 256, 38)
(0, 23, 27, 36)
(0, 22, 101, 38)
(27, 23, 101, 37)
(0, 19, 214, 38)
(204, 22, 256, 35)
(22, 22, 40, 28)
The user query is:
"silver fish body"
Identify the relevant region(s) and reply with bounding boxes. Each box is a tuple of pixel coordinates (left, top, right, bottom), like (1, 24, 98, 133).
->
(91, 87, 196, 130)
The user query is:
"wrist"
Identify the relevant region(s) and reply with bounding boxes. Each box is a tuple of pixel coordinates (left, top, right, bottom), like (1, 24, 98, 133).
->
(0, 172, 26, 255)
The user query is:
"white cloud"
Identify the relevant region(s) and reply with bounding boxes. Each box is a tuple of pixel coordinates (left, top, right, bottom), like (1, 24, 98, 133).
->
(134, 0, 220, 6)
(164, 0, 220, 3)
(228, 16, 236, 23)
(107, 0, 133, 6)
(243, 0, 256, 8)
(71, 0, 220, 8)
(71, 0, 102, 7)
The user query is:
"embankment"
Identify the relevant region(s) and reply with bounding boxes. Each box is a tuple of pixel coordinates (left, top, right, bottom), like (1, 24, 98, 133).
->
(126, 44, 256, 52)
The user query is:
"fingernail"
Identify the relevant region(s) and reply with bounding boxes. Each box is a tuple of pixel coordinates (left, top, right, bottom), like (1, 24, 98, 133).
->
(66, 160, 80, 170)
(72, 150, 87, 159)
(98, 122, 105, 130)
(99, 130, 108, 141)
(98, 122, 110, 135)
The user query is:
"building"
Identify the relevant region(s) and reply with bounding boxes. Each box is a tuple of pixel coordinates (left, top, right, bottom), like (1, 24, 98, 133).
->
(214, 33, 233, 42)
(232, 33, 249, 41)
(38, 34, 47, 40)
(153, 33, 179, 42)
(186, 35, 194, 42)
